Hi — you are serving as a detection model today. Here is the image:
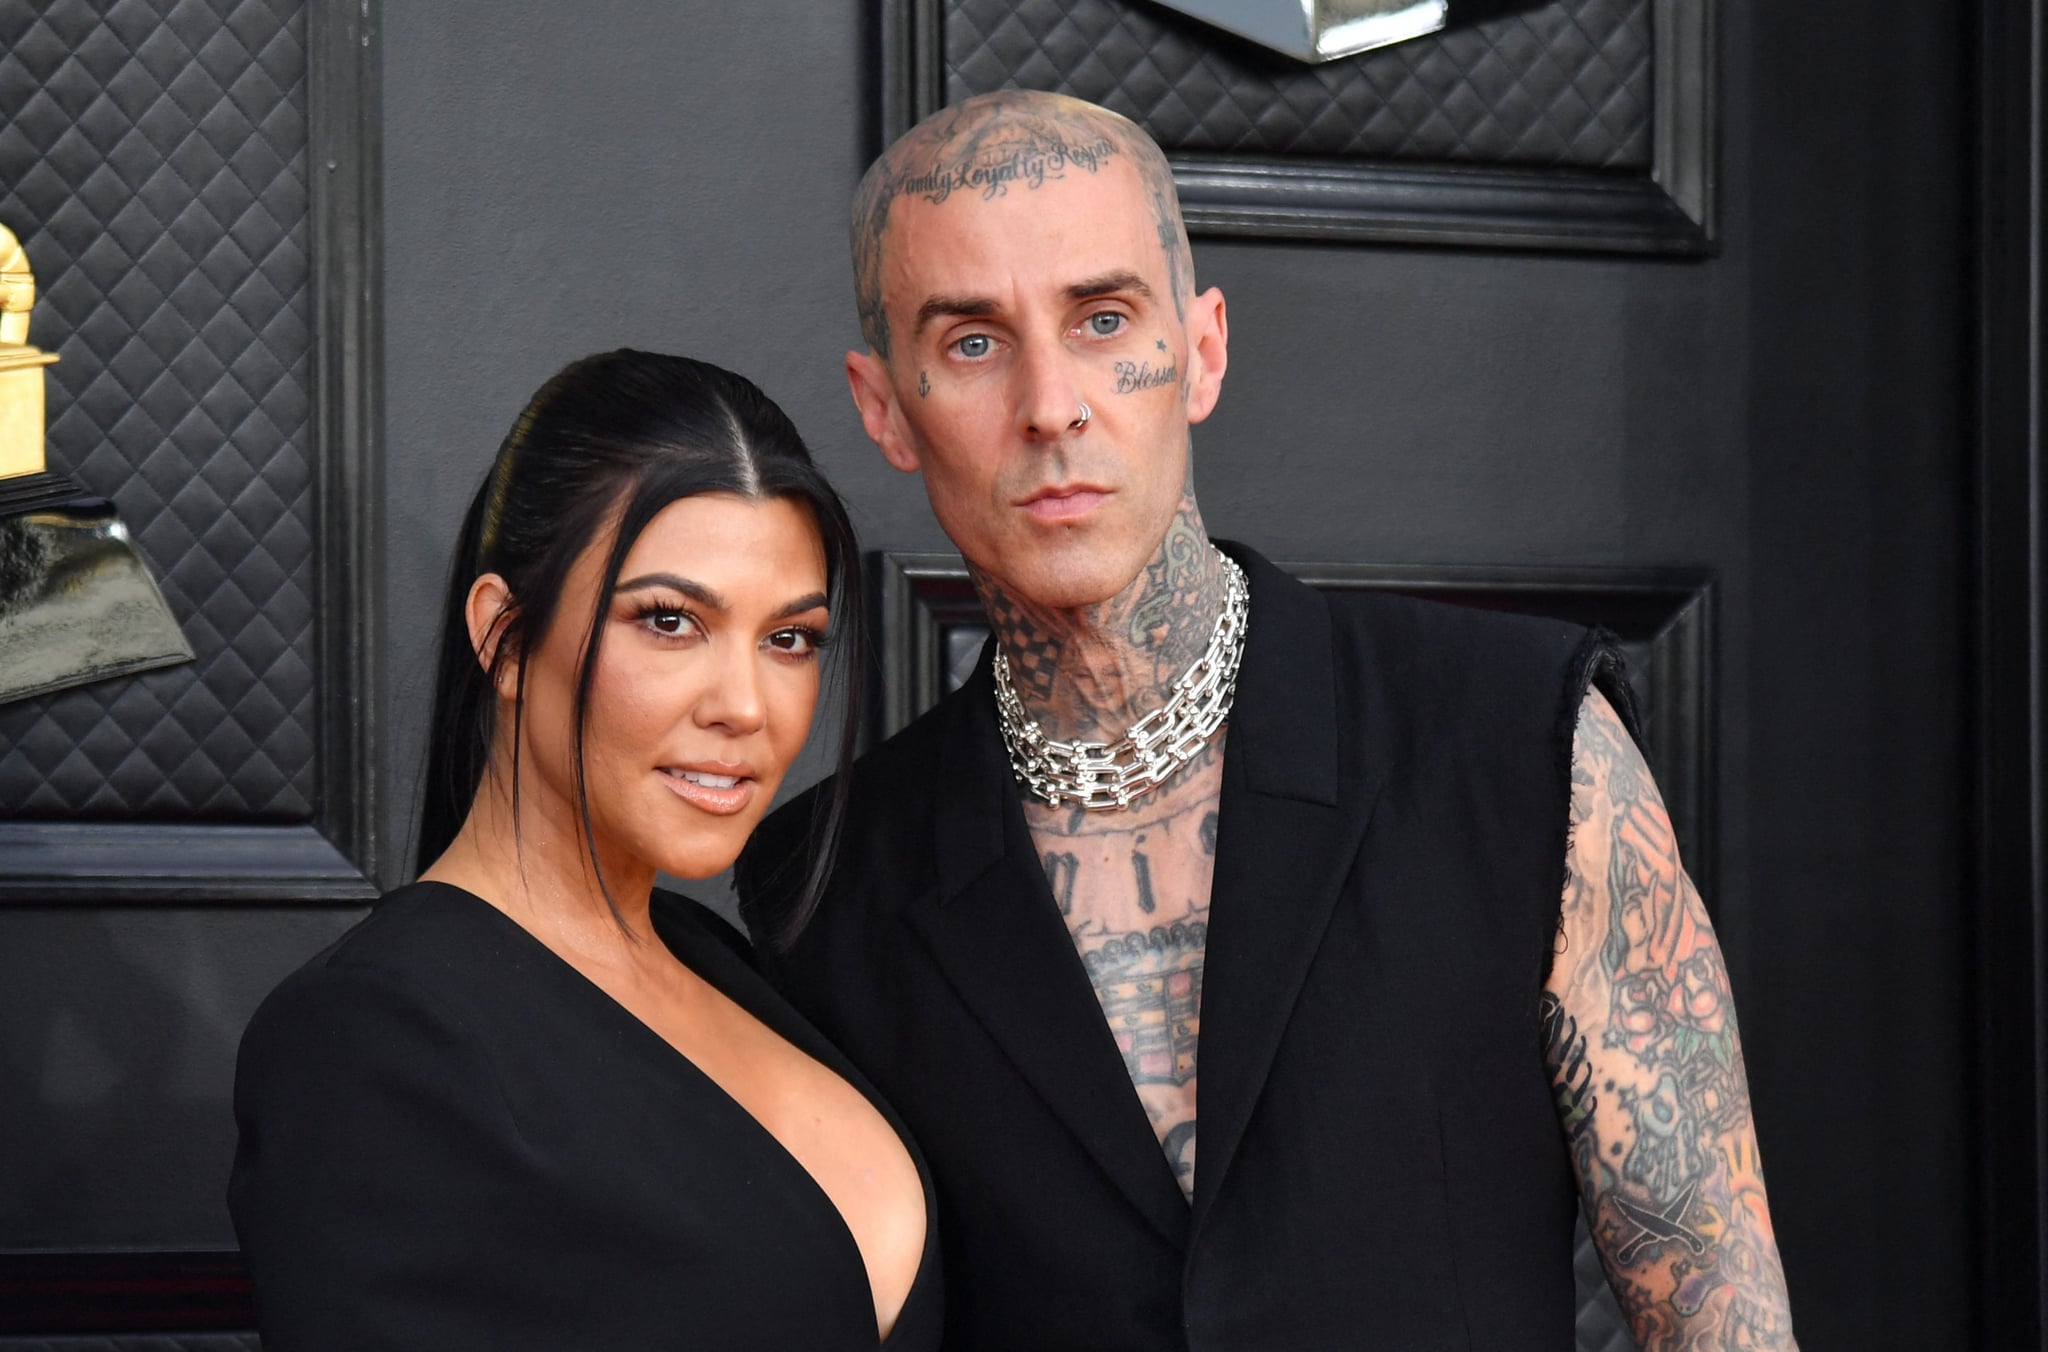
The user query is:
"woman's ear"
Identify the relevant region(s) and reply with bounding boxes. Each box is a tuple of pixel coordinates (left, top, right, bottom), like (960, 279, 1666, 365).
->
(465, 573, 519, 697)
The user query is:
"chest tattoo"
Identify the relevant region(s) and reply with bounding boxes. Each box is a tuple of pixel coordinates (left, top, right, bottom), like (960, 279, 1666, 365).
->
(1082, 913, 1206, 1086)
(1027, 750, 1222, 1199)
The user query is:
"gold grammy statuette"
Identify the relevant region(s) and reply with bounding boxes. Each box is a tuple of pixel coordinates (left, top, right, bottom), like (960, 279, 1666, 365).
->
(0, 225, 62, 479)
(1, 221, 192, 705)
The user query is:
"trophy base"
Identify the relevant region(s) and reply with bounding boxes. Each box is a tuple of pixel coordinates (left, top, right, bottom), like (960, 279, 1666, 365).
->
(0, 475, 194, 705)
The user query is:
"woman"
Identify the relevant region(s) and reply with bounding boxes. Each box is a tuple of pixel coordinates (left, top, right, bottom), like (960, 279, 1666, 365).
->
(229, 351, 938, 1350)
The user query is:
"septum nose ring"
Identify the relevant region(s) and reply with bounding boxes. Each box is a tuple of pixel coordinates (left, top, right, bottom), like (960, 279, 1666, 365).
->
(1069, 401, 1092, 431)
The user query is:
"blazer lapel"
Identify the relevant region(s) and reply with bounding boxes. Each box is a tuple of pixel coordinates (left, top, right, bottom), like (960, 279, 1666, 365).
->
(1190, 547, 1387, 1239)
(900, 656, 1191, 1250)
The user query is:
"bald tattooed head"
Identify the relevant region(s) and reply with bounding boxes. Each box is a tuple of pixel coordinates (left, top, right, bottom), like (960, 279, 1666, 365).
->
(848, 91, 1194, 360)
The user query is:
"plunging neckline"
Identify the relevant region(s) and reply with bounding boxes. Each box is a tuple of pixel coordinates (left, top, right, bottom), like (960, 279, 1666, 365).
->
(414, 881, 935, 1347)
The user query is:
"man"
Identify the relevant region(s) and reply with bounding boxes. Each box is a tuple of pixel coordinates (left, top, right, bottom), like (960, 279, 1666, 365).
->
(738, 90, 1796, 1351)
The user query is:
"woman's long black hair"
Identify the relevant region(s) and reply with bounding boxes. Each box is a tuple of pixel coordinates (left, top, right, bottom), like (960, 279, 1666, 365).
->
(416, 349, 862, 947)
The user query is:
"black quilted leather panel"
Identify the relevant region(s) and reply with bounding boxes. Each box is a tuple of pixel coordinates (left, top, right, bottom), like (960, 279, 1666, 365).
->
(0, 0, 314, 820)
(945, 0, 1651, 169)
(0, 1339, 259, 1352)
(1573, 1211, 1636, 1351)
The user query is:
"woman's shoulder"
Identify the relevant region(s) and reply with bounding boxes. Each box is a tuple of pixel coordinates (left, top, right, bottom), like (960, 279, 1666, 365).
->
(242, 883, 533, 1054)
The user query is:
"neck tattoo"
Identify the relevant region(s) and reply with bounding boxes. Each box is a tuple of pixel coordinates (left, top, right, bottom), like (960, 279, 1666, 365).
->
(993, 548, 1248, 811)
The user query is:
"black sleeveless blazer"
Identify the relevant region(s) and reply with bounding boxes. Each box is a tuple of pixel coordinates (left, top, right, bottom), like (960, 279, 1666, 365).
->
(740, 544, 1635, 1352)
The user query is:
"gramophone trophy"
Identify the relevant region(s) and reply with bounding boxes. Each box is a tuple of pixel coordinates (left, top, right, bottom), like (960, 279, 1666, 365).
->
(0, 222, 192, 705)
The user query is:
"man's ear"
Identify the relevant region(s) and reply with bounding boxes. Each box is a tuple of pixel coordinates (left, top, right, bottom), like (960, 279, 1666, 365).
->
(1182, 286, 1229, 426)
(464, 573, 519, 698)
(846, 348, 922, 473)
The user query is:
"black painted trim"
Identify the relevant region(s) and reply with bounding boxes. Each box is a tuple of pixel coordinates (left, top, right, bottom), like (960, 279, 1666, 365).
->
(871, 552, 1716, 886)
(880, 0, 1715, 254)
(0, 1250, 251, 1335)
(0, 822, 372, 903)
(308, 0, 386, 896)
(1973, 0, 2048, 1342)
(871, 550, 985, 742)
(0, 0, 384, 905)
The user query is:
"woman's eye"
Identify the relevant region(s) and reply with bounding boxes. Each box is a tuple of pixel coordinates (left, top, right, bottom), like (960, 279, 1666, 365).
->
(953, 333, 993, 360)
(643, 608, 695, 638)
(1086, 312, 1125, 337)
(768, 627, 820, 657)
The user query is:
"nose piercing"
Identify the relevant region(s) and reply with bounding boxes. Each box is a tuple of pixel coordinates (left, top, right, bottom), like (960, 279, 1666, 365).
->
(1069, 401, 1092, 431)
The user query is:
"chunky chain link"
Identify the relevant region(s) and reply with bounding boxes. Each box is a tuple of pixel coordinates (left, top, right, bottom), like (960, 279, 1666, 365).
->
(993, 550, 1249, 811)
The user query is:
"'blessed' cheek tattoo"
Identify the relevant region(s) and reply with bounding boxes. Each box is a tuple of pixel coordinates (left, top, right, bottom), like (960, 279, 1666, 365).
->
(918, 370, 930, 398)
(1114, 359, 1177, 394)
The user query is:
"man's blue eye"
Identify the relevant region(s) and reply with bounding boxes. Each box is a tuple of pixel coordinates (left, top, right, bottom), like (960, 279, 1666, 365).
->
(1088, 313, 1124, 336)
(956, 334, 992, 358)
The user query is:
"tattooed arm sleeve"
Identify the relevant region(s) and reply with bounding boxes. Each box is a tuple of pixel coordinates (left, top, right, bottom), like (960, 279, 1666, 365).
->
(1543, 688, 1798, 1350)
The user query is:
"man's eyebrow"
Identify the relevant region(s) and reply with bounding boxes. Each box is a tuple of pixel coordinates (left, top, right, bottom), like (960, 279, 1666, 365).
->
(912, 273, 1154, 338)
(914, 294, 999, 337)
(1067, 270, 1152, 301)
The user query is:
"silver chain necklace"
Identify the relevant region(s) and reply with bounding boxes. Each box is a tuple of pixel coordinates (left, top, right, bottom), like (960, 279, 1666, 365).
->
(992, 549, 1249, 811)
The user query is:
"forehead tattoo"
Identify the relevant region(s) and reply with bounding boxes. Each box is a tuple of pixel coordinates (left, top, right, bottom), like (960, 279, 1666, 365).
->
(850, 91, 1194, 359)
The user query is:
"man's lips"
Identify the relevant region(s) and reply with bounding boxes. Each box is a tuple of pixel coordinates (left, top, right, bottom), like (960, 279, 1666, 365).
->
(656, 764, 757, 816)
(1018, 485, 1110, 523)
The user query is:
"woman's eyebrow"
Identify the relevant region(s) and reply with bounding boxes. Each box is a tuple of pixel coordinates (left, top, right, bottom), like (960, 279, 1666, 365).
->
(772, 592, 830, 621)
(617, 575, 828, 623)
(616, 573, 725, 610)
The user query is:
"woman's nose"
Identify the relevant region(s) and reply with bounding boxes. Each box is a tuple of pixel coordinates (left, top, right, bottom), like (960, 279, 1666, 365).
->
(692, 642, 767, 735)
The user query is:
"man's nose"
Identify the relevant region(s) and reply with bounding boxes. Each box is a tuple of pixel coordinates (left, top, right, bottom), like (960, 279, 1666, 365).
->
(1014, 341, 1086, 443)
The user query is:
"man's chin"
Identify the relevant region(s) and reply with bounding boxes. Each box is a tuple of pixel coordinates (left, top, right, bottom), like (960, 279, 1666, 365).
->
(992, 541, 1150, 614)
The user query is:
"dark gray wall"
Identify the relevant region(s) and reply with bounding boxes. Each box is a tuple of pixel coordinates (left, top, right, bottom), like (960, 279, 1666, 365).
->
(0, 907, 359, 1249)
(1, 0, 1976, 1344)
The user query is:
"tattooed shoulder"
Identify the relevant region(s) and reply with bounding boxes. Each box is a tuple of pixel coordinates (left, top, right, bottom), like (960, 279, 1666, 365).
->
(1546, 688, 1798, 1350)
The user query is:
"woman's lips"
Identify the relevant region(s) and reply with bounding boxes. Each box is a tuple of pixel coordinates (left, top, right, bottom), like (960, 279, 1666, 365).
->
(657, 767, 756, 816)
(1021, 487, 1109, 523)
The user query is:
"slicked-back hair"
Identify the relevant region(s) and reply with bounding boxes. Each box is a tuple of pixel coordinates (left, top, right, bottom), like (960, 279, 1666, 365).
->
(849, 92, 1194, 360)
(418, 349, 863, 948)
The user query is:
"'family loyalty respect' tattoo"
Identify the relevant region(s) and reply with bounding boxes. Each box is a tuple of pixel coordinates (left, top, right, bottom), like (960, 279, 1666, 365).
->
(896, 132, 1116, 207)
(1115, 359, 1177, 394)
(850, 94, 1195, 357)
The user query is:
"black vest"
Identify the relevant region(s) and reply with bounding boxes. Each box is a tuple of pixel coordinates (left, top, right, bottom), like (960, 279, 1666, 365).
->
(739, 544, 1633, 1352)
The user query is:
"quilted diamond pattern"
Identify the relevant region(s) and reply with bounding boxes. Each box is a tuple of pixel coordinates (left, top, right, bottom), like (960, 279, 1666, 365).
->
(945, 0, 1651, 169)
(0, 0, 315, 820)
(1573, 1212, 1637, 1351)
